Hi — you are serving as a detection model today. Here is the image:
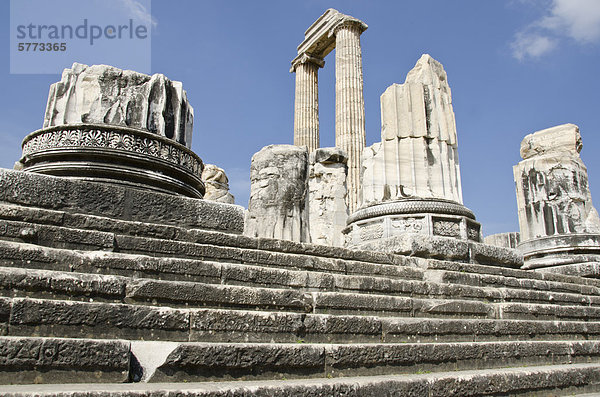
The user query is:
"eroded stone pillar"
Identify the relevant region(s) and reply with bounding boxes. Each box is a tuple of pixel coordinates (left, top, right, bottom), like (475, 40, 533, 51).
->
(346, 54, 482, 249)
(291, 55, 324, 152)
(514, 124, 600, 274)
(308, 147, 348, 247)
(334, 20, 367, 214)
(244, 145, 309, 242)
(362, 54, 462, 206)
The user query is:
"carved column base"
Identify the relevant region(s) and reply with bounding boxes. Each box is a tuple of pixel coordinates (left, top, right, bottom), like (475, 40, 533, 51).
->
(520, 234, 600, 276)
(344, 198, 482, 248)
(19, 123, 205, 198)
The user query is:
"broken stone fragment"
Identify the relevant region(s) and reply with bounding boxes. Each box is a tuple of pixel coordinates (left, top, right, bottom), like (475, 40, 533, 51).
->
(514, 123, 600, 240)
(362, 54, 462, 206)
(43, 62, 194, 148)
(308, 147, 348, 247)
(201, 164, 235, 204)
(244, 145, 309, 242)
(520, 123, 582, 160)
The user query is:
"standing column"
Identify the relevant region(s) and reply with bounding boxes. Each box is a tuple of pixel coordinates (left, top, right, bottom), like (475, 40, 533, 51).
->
(291, 54, 324, 152)
(334, 20, 367, 213)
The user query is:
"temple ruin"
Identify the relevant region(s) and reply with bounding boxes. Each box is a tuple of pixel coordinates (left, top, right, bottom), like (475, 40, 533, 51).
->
(291, 9, 367, 213)
(3, 8, 600, 397)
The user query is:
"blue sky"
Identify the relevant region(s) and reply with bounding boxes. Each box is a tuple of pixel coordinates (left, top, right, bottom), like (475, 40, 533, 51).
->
(2, 0, 600, 236)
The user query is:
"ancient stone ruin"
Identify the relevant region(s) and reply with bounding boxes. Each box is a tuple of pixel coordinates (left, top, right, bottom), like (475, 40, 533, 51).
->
(346, 54, 482, 253)
(291, 8, 367, 213)
(513, 123, 600, 276)
(3, 8, 600, 397)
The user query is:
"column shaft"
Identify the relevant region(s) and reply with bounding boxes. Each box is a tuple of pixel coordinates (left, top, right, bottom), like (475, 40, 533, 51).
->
(335, 23, 366, 213)
(293, 61, 320, 152)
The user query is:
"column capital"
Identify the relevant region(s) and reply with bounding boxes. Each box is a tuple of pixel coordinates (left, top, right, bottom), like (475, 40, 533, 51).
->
(329, 17, 368, 38)
(290, 53, 325, 73)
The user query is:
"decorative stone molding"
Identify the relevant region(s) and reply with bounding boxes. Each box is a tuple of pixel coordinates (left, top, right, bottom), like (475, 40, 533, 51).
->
(329, 18, 368, 38)
(20, 123, 205, 198)
(344, 198, 482, 248)
(290, 53, 325, 73)
(347, 198, 475, 225)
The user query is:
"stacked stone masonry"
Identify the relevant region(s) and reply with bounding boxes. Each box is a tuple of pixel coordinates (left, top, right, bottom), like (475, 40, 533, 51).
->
(2, 168, 600, 396)
(3, 7, 600, 396)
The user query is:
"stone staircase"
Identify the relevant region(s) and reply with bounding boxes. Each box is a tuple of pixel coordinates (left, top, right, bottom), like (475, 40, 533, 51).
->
(2, 169, 600, 395)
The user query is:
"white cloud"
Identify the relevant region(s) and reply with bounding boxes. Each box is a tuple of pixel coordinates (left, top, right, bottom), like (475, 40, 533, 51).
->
(511, 32, 557, 60)
(540, 0, 600, 43)
(120, 0, 157, 28)
(511, 0, 600, 60)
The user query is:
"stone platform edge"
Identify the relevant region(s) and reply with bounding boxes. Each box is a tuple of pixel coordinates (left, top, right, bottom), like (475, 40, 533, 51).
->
(0, 168, 244, 234)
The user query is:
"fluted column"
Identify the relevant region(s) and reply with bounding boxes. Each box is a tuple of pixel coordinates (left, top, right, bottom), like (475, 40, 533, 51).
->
(291, 54, 324, 152)
(334, 21, 366, 213)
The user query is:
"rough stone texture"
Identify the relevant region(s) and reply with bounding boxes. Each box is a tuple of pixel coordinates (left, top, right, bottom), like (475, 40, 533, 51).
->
(9, 298, 190, 341)
(3, 364, 600, 396)
(513, 124, 600, 273)
(149, 343, 325, 382)
(515, 124, 600, 240)
(0, 336, 130, 384)
(351, 233, 522, 267)
(535, 261, 600, 278)
(0, 168, 244, 234)
(201, 164, 234, 204)
(244, 145, 309, 242)
(43, 63, 193, 147)
(362, 54, 462, 206)
(484, 232, 520, 249)
(307, 148, 348, 247)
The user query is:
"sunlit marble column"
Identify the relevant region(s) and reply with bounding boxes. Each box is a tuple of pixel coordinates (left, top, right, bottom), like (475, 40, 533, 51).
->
(334, 20, 367, 213)
(291, 54, 324, 152)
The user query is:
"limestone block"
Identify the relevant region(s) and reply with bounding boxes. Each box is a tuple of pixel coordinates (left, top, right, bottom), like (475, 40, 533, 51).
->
(201, 164, 235, 204)
(244, 145, 309, 242)
(308, 147, 348, 247)
(520, 123, 582, 160)
(361, 54, 463, 207)
(43, 63, 194, 147)
(514, 124, 600, 241)
(484, 232, 521, 249)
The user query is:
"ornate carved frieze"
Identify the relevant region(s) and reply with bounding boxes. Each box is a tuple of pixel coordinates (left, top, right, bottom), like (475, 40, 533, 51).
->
(20, 123, 204, 198)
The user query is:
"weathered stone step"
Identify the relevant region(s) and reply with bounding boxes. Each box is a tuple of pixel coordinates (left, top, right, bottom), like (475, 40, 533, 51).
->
(0, 205, 412, 267)
(3, 265, 600, 321)
(0, 239, 424, 288)
(129, 340, 600, 382)
(0, 197, 524, 267)
(2, 220, 599, 303)
(6, 297, 600, 343)
(0, 168, 245, 234)
(1, 241, 599, 311)
(424, 258, 600, 288)
(0, 336, 130, 384)
(3, 363, 600, 396)
(0, 220, 425, 279)
(430, 267, 600, 297)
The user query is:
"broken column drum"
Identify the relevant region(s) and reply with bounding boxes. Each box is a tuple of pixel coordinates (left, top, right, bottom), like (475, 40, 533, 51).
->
(514, 123, 600, 272)
(244, 145, 309, 242)
(291, 9, 367, 213)
(346, 55, 481, 248)
(19, 63, 204, 198)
